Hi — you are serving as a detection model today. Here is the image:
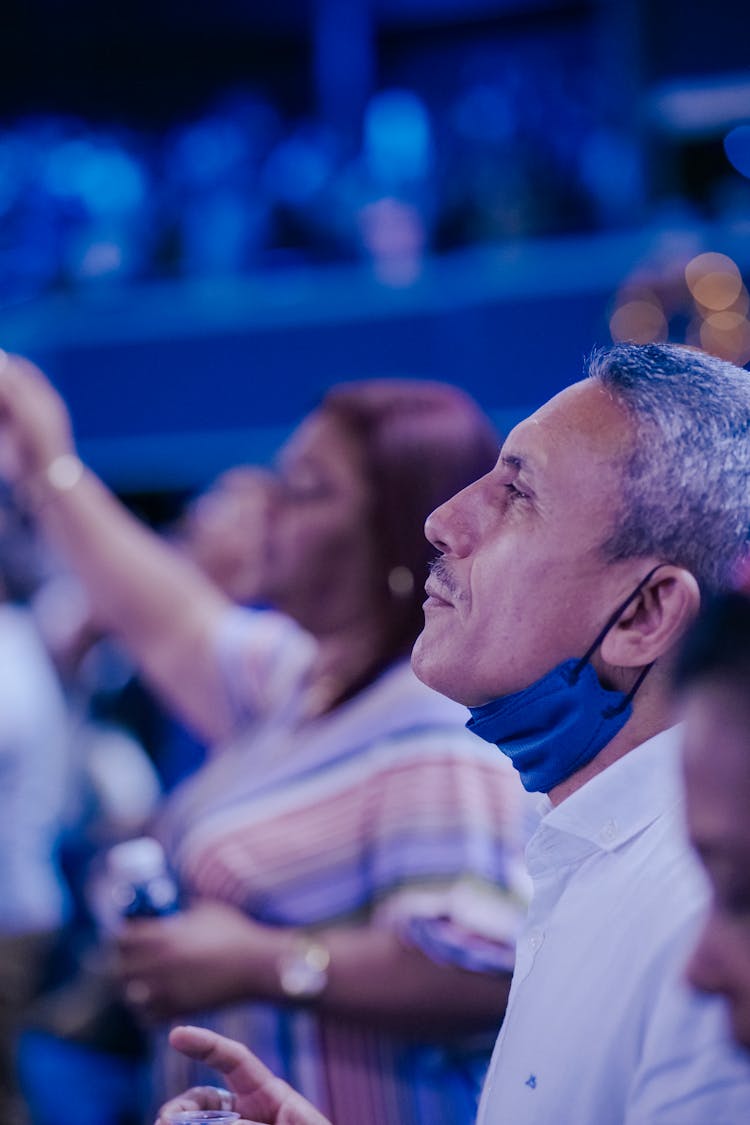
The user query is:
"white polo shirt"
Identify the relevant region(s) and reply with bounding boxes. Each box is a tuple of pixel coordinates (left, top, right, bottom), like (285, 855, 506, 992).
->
(477, 726, 750, 1124)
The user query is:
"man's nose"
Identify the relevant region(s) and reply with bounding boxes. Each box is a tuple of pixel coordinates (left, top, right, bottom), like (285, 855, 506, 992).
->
(424, 486, 475, 557)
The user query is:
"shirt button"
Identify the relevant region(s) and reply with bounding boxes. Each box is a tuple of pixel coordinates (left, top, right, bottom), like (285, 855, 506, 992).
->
(528, 930, 544, 952)
(599, 819, 618, 844)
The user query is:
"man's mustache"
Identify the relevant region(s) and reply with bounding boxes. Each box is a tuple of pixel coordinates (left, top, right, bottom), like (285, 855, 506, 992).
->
(427, 557, 464, 602)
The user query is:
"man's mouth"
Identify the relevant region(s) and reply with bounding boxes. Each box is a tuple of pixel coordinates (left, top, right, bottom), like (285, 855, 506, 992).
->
(425, 557, 462, 607)
(423, 580, 454, 607)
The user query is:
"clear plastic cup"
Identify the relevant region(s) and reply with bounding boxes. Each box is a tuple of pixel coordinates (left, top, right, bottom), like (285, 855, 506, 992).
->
(164, 1113, 240, 1125)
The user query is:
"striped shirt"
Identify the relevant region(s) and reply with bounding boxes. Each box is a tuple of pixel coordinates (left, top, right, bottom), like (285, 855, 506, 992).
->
(156, 607, 531, 1124)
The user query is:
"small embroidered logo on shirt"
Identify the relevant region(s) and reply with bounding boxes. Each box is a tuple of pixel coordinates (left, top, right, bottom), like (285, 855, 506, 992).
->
(525, 1075, 537, 1089)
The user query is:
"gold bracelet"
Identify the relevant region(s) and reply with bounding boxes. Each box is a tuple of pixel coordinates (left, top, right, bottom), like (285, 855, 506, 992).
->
(22, 453, 85, 512)
(46, 453, 84, 492)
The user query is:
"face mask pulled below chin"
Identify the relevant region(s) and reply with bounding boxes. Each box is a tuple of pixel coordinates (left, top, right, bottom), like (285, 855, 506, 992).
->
(466, 568, 662, 794)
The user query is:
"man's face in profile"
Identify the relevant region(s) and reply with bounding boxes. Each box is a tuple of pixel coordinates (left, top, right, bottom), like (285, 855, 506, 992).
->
(682, 678, 750, 1052)
(411, 379, 639, 708)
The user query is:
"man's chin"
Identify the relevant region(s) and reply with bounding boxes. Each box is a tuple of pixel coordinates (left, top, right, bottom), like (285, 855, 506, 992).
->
(411, 631, 466, 703)
(411, 629, 442, 686)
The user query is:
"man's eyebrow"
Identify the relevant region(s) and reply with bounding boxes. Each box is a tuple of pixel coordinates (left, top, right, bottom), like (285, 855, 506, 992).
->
(499, 453, 533, 474)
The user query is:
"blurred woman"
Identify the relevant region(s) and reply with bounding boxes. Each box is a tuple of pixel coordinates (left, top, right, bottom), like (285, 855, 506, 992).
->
(0, 356, 530, 1125)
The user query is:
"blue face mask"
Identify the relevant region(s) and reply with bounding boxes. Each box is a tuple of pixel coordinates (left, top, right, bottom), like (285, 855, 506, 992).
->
(466, 568, 661, 793)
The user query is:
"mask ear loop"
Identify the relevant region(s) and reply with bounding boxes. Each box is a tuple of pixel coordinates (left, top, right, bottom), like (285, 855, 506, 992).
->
(603, 662, 653, 718)
(568, 564, 667, 687)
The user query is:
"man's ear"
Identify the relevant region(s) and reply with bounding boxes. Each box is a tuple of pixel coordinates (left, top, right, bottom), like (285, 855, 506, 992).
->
(600, 565, 701, 668)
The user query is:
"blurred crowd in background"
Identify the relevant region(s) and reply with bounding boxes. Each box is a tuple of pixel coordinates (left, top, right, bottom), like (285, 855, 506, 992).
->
(2, 1, 750, 391)
(0, 7, 748, 305)
(1, 65, 640, 301)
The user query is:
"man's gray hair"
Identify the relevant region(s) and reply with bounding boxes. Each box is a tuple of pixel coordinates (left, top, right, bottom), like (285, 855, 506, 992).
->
(588, 342, 750, 594)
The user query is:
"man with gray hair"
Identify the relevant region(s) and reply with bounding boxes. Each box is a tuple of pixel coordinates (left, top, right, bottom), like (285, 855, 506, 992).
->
(411, 342, 750, 1123)
(1, 343, 750, 1124)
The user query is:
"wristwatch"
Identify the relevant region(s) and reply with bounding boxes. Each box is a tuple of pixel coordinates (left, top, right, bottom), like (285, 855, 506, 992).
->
(277, 935, 331, 1000)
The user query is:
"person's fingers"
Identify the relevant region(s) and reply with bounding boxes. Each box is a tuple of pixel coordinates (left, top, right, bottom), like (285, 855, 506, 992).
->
(155, 1083, 234, 1123)
(0, 352, 72, 454)
(0, 352, 26, 412)
(168, 1026, 333, 1125)
(0, 352, 51, 390)
(117, 918, 164, 955)
(154, 1093, 201, 1122)
(155, 1084, 226, 1120)
(168, 1026, 279, 1099)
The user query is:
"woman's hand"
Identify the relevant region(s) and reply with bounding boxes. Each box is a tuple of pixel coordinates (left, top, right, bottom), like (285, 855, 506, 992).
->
(155, 1025, 332, 1125)
(0, 353, 237, 747)
(118, 901, 275, 1020)
(0, 351, 77, 490)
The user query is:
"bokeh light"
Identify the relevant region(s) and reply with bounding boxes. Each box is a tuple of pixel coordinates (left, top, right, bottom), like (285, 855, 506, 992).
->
(685, 252, 743, 310)
(700, 313, 750, 364)
(609, 291, 668, 344)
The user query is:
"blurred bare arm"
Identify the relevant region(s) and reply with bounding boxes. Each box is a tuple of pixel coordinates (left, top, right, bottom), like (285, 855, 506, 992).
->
(119, 901, 511, 1035)
(0, 353, 236, 744)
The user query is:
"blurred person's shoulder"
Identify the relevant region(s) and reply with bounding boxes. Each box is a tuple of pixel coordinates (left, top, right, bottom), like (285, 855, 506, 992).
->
(213, 604, 318, 725)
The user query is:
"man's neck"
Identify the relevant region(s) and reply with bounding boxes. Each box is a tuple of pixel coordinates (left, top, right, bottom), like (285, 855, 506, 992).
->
(547, 696, 673, 807)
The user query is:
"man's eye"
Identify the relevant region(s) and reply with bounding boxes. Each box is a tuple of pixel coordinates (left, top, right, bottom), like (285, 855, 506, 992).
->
(505, 482, 529, 501)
